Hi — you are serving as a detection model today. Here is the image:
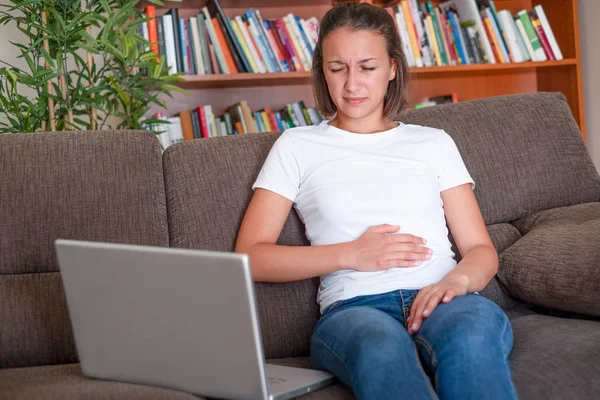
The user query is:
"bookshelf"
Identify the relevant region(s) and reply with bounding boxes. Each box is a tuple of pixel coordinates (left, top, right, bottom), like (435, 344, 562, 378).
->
(141, 0, 586, 139)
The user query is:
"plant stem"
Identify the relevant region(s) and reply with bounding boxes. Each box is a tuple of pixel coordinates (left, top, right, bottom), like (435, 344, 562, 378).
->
(41, 11, 56, 132)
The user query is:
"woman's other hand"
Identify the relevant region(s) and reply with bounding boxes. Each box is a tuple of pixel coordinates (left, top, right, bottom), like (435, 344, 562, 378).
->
(407, 273, 470, 334)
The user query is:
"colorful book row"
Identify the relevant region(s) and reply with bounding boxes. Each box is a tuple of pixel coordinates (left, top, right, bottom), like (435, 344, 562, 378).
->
(149, 100, 325, 150)
(141, 0, 318, 75)
(388, 0, 562, 67)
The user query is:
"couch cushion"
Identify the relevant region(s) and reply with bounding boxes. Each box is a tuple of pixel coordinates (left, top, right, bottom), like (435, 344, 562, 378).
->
(498, 203, 600, 316)
(399, 92, 600, 225)
(0, 131, 169, 368)
(0, 363, 202, 399)
(163, 135, 320, 360)
(450, 223, 525, 311)
(508, 311, 600, 400)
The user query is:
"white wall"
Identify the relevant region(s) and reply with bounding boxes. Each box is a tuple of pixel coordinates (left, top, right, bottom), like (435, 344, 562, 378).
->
(579, 0, 600, 173)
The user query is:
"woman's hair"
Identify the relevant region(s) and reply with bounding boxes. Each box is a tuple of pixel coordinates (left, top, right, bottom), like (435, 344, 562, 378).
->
(311, 2, 410, 119)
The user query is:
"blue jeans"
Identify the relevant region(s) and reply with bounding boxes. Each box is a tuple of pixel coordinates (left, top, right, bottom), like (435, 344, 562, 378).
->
(310, 290, 518, 400)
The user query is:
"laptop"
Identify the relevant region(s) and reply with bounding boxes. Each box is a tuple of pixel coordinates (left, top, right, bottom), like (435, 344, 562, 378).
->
(55, 239, 335, 400)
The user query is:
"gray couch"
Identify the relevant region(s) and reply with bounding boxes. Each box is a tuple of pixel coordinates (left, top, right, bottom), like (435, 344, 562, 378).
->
(1, 92, 599, 399)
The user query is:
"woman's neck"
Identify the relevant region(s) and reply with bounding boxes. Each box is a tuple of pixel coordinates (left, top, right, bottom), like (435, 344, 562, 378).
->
(329, 113, 398, 134)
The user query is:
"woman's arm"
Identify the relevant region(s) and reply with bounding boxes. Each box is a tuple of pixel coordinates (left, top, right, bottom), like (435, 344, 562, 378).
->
(235, 189, 351, 282)
(407, 183, 498, 334)
(440, 183, 498, 292)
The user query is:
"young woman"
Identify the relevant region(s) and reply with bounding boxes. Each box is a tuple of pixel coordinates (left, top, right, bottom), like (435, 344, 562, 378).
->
(236, 3, 517, 400)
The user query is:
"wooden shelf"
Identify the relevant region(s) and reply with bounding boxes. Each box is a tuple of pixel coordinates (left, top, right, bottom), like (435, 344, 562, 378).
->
(175, 59, 579, 88)
(411, 59, 578, 74)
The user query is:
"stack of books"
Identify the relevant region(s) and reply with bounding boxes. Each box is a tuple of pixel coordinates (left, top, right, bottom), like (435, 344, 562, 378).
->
(139, 0, 318, 75)
(387, 0, 562, 67)
(148, 100, 325, 150)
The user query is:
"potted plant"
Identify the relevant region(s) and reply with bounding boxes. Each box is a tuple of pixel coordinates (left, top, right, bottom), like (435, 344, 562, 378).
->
(0, 0, 183, 133)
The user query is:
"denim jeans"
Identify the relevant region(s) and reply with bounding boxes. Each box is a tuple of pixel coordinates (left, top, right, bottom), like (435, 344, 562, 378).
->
(310, 290, 518, 400)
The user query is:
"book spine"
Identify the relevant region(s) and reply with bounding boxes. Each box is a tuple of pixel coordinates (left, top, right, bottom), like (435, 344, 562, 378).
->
(156, 15, 166, 58)
(529, 10, 555, 60)
(189, 17, 205, 74)
(534, 5, 562, 60)
(482, 16, 503, 63)
(425, 13, 442, 66)
(179, 18, 189, 74)
(197, 15, 212, 74)
(427, 2, 448, 65)
(450, 11, 469, 64)
(212, 18, 239, 73)
(162, 15, 178, 75)
(197, 106, 208, 138)
(170, 9, 184, 73)
(145, 6, 159, 56)
(515, 18, 537, 61)
(517, 10, 546, 61)
(179, 110, 194, 141)
(186, 19, 197, 74)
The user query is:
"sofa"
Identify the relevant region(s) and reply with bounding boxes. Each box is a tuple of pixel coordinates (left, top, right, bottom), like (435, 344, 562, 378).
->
(1, 92, 599, 399)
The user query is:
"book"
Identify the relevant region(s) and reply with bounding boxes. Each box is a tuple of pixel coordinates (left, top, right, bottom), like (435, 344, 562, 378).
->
(516, 10, 546, 62)
(162, 15, 178, 75)
(170, 8, 184, 73)
(514, 18, 537, 61)
(145, 6, 159, 56)
(533, 5, 562, 60)
(167, 116, 184, 145)
(179, 110, 194, 141)
(529, 10, 555, 60)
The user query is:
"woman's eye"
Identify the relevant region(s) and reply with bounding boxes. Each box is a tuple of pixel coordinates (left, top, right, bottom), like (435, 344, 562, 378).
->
(362, 67, 376, 71)
(330, 68, 344, 73)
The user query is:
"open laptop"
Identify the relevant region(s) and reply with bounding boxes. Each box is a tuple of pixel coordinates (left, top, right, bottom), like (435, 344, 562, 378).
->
(55, 239, 335, 400)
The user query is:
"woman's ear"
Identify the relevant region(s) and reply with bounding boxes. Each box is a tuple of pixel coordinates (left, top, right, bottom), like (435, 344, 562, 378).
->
(389, 59, 397, 81)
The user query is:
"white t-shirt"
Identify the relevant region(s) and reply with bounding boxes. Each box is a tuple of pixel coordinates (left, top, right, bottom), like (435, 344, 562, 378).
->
(252, 120, 475, 313)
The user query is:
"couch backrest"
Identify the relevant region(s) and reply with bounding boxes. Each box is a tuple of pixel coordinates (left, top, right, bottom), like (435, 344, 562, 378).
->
(0, 131, 169, 369)
(163, 92, 600, 359)
(400, 92, 600, 224)
(163, 134, 320, 360)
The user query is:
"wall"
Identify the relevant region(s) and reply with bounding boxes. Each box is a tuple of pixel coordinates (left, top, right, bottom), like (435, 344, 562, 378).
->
(579, 0, 600, 173)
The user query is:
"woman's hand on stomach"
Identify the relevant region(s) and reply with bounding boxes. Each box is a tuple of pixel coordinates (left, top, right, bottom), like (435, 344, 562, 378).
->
(348, 224, 432, 272)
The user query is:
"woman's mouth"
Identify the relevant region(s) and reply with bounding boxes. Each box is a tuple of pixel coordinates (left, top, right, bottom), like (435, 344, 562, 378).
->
(344, 97, 367, 106)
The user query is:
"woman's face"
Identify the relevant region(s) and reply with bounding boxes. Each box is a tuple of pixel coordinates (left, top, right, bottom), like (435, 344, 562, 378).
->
(322, 28, 396, 121)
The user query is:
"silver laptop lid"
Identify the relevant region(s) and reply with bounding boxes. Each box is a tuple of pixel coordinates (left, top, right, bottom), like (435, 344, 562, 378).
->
(55, 239, 269, 400)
